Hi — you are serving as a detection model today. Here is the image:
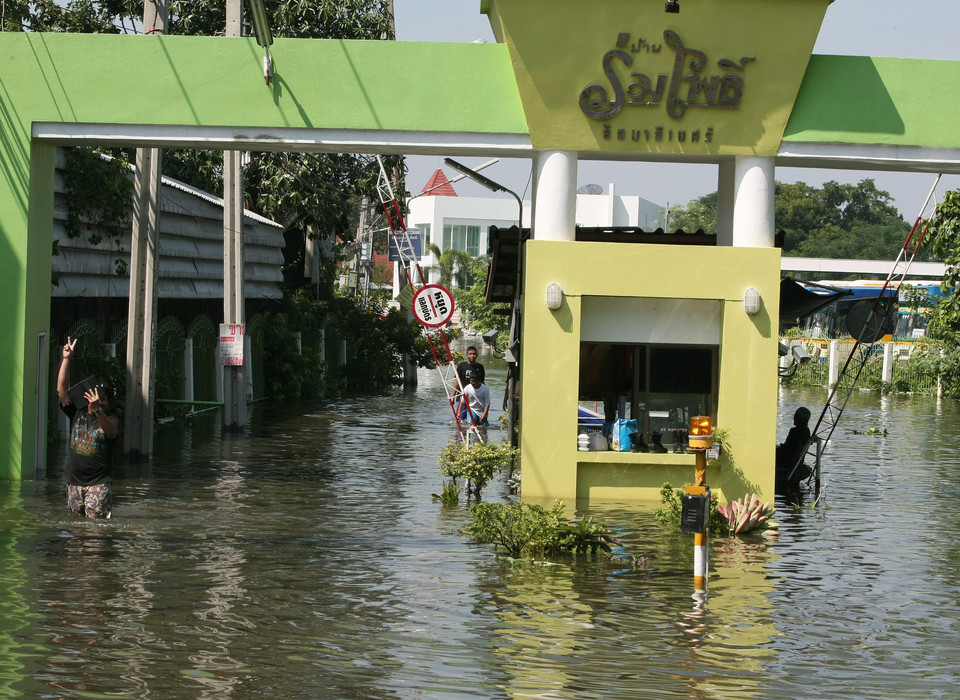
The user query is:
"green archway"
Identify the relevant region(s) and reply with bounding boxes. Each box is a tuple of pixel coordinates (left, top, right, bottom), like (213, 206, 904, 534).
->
(0, 32, 530, 479)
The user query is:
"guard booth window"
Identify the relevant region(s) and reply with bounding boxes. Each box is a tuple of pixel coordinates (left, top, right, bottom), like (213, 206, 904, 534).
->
(579, 342, 717, 446)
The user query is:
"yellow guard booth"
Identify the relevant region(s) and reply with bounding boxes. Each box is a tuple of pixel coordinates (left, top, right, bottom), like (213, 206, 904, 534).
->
(489, 0, 828, 502)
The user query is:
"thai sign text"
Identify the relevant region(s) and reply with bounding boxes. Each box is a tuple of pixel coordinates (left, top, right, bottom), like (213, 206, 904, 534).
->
(579, 30, 755, 122)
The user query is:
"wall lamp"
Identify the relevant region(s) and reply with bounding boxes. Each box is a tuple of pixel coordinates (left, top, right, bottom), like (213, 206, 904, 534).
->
(248, 0, 274, 85)
(665, 1, 680, 13)
(545, 282, 563, 310)
(743, 287, 761, 315)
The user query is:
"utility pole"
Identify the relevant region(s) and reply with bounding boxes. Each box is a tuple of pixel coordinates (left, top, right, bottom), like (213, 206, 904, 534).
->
(222, 0, 248, 430)
(124, 0, 167, 459)
(357, 197, 372, 308)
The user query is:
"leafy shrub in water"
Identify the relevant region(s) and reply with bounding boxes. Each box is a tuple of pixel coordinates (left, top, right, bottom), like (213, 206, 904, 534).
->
(465, 500, 622, 559)
(438, 440, 516, 499)
(467, 502, 554, 558)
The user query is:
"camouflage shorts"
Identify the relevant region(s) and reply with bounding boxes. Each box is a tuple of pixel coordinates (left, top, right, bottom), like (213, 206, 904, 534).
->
(66, 483, 112, 519)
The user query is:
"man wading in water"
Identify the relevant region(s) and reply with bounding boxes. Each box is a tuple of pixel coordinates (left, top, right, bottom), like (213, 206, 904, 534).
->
(57, 337, 120, 518)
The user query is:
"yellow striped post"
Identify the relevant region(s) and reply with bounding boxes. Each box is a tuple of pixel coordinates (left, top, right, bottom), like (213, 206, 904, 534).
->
(688, 417, 714, 593)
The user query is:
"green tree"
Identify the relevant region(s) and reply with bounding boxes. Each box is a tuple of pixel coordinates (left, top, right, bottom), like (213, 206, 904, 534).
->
(777, 179, 910, 258)
(667, 179, 912, 263)
(4, 0, 394, 38)
(1, 0, 137, 32)
(791, 219, 914, 261)
(923, 190, 960, 335)
(667, 191, 717, 233)
(425, 243, 473, 289)
(260, 288, 434, 399)
(453, 255, 510, 341)
(900, 189, 960, 397)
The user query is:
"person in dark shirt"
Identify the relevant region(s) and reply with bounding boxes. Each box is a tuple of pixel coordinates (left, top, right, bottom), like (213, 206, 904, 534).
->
(457, 345, 485, 386)
(776, 406, 812, 494)
(57, 337, 120, 518)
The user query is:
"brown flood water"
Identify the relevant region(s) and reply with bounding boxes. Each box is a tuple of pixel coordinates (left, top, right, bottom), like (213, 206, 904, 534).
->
(1, 366, 959, 698)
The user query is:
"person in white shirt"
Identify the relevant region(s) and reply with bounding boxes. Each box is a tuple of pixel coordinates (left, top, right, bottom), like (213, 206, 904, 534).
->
(460, 371, 490, 426)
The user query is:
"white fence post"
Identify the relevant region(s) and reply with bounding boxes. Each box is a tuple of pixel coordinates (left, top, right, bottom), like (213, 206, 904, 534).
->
(882, 342, 894, 384)
(183, 337, 195, 403)
(828, 340, 839, 388)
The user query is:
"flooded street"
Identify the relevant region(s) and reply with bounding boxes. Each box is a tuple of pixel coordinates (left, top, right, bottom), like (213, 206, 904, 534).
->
(2, 364, 959, 698)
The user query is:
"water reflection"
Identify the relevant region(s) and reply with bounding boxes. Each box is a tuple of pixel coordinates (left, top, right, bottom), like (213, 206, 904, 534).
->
(1, 378, 959, 696)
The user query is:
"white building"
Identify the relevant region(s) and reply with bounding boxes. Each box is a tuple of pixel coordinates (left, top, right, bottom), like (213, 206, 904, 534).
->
(400, 169, 664, 294)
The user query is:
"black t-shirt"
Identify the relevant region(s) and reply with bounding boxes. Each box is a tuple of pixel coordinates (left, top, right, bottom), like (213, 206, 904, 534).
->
(456, 360, 485, 389)
(60, 402, 118, 486)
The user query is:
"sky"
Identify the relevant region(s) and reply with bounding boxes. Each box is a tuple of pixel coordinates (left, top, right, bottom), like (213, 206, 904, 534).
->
(393, 0, 960, 219)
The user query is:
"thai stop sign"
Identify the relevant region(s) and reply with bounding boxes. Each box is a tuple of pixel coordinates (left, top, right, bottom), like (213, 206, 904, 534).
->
(411, 284, 455, 328)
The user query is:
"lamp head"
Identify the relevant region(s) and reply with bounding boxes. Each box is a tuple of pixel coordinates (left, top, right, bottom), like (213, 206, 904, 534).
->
(443, 158, 506, 194)
(688, 415, 714, 450)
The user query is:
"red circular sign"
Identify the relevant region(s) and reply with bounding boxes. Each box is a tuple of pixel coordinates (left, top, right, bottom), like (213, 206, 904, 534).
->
(411, 284, 455, 327)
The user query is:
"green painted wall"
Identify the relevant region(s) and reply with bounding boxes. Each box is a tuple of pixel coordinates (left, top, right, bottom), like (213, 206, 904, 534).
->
(783, 55, 960, 147)
(0, 33, 526, 133)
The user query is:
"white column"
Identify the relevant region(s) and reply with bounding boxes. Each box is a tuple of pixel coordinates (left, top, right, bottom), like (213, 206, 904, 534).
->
(606, 182, 616, 226)
(732, 156, 775, 248)
(223, 0, 247, 429)
(532, 151, 578, 241)
(882, 342, 894, 384)
(716, 159, 735, 246)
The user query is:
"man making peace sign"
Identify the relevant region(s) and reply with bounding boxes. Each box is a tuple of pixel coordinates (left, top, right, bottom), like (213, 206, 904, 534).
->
(56, 337, 120, 518)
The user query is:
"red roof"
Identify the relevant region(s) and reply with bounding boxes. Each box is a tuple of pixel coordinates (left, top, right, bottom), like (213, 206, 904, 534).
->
(420, 169, 458, 197)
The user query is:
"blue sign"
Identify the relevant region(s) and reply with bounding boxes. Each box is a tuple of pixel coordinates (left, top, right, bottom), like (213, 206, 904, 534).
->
(388, 229, 421, 262)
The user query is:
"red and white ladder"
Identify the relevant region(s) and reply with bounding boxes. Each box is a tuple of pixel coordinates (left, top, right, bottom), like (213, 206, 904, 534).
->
(375, 156, 483, 444)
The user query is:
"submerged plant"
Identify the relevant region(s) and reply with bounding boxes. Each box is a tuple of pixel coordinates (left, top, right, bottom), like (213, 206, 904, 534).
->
(431, 480, 460, 506)
(552, 513, 623, 554)
(465, 501, 554, 558)
(463, 500, 622, 560)
(717, 493, 779, 536)
(849, 427, 888, 436)
(438, 440, 517, 500)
